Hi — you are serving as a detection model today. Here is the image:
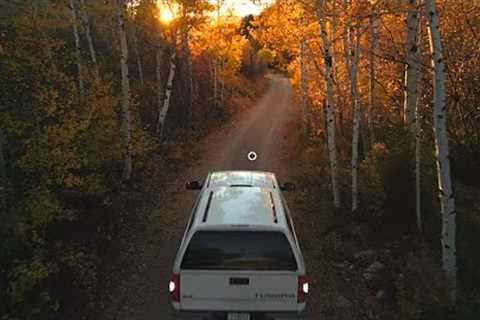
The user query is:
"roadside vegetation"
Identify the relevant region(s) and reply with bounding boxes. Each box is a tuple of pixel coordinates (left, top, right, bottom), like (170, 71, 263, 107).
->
(251, 0, 480, 319)
(1, 0, 479, 319)
(0, 1, 268, 318)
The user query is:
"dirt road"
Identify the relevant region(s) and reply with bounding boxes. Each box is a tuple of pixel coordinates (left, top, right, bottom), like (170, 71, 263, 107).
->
(107, 75, 300, 320)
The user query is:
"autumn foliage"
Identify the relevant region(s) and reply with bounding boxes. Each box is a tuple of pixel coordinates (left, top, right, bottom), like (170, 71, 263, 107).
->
(0, 0, 265, 318)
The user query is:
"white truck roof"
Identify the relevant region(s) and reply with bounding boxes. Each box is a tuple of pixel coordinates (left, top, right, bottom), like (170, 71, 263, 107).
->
(206, 171, 277, 189)
(192, 171, 288, 229)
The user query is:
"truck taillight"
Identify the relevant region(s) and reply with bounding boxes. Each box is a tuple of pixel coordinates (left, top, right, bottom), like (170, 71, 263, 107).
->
(169, 273, 180, 302)
(297, 276, 309, 303)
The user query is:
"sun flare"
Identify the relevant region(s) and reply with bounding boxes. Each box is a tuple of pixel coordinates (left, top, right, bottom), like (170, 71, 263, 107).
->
(158, 4, 175, 23)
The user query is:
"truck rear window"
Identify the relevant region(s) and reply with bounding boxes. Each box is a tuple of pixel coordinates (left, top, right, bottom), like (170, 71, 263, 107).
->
(180, 231, 298, 271)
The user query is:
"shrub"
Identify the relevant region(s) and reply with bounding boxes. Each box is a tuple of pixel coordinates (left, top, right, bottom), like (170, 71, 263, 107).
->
(358, 143, 389, 221)
(357, 137, 417, 229)
(396, 254, 451, 320)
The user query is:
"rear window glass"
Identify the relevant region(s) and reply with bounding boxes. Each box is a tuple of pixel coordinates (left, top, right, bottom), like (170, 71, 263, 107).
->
(181, 231, 297, 271)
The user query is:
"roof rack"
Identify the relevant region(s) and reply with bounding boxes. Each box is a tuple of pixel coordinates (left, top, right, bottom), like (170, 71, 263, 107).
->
(202, 192, 214, 222)
(230, 184, 253, 187)
(206, 176, 211, 188)
(269, 192, 278, 223)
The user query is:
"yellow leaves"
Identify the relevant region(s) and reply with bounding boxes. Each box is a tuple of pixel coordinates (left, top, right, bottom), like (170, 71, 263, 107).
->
(15, 76, 124, 191)
(254, 1, 309, 57)
(41, 89, 61, 116)
(257, 47, 275, 64)
(191, 20, 246, 86)
(18, 123, 83, 188)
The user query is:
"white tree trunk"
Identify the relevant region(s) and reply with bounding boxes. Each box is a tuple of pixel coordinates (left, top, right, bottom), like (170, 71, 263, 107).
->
(182, 28, 193, 118)
(317, 2, 341, 210)
(213, 58, 218, 107)
(331, 0, 337, 74)
(425, 0, 457, 304)
(351, 25, 361, 213)
(331, 0, 344, 136)
(342, 0, 351, 77)
(404, 0, 419, 135)
(217, 8, 225, 109)
(415, 75, 423, 233)
(220, 58, 225, 108)
(0, 129, 6, 209)
(69, 0, 85, 100)
(156, 48, 163, 126)
(415, 14, 424, 234)
(368, 8, 379, 147)
(133, 29, 145, 89)
(78, 0, 98, 76)
(156, 51, 177, 136)
(116, 0, 133, 181)
(342, 0, 352, 130)
(300, 39, 310, 135)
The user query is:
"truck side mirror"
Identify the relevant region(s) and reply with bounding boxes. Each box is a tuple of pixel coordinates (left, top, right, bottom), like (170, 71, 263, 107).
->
(280, 182, 296, 192)
(185, 181, 202, 190)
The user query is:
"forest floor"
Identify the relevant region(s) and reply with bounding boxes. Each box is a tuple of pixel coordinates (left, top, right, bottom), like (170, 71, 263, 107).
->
(88, 75, 433, 320)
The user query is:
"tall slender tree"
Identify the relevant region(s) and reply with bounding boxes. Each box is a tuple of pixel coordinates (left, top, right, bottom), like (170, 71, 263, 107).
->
(0, 129, 6, 209)
(300, 38, 309, 136)
(156, 47, 163, 124)
(341, 0, 352, 129)
(368, 2, 379, 147)
(78, 0, 99, 76)
(317, 0, 341, 210)
(116, 0, 133, 180)
(350, 22, 361, 213)
(132, 26, 145, 89)
(425, 0, 457, 305)
(69, 0, 85, 100)
(157, 49, 177, 136)
(415, 71, 423, 233)
(404, 0, 420, 136)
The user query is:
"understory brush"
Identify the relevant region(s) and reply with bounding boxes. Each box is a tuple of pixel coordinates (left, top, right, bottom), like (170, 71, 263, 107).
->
(293, 125, 480, 320)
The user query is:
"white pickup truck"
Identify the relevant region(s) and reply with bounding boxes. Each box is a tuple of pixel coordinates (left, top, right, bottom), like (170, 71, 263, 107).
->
(169, 171, 309, 320)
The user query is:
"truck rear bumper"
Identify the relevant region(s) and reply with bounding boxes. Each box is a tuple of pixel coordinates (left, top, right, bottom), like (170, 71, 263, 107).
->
(172, 309, 311, 320)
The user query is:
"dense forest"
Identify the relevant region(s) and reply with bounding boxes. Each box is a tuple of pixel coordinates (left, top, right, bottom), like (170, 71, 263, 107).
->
(259, 0, 479, 318)
(0, 0, 267, 318)
(1, 0, 479, 319)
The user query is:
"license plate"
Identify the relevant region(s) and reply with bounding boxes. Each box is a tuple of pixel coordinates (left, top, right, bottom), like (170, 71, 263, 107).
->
(227, 313, 250, 320)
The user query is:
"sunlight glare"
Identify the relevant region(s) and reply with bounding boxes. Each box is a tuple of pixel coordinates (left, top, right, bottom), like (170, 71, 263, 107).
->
(158, 3, 175, 24)
(211, 0, 273, 18)
(231, 1, 264, 16)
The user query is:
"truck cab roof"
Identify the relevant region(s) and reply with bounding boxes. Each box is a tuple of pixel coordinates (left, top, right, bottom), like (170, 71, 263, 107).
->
(192, 171, 288, 230)
(206, 170, 277, 189)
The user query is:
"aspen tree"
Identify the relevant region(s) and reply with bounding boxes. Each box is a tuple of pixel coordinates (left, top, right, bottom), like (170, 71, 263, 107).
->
(133, 28, 145, 89)
(157, 50, 177, 136)
(425, 0, 457, 305)
(368, 2, 379, 146)
(69, 0, 85, 100)
(300, 39, 309, 135)
(350, 23, 361, 213)
(341, 0, 351, 128)
(404, 0, 420, 136)
(79, 0, 99, 76)
(317, 0, 341, 210)
(156, 48, 163, 126)
(415, 74, 423, 233)
(116, 0, 133, 180)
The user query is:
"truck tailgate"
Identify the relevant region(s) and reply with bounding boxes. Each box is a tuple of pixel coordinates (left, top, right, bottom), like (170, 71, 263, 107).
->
(180, 271, 298, 311)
